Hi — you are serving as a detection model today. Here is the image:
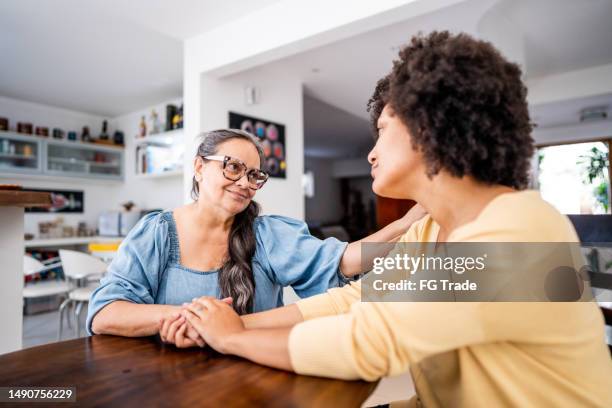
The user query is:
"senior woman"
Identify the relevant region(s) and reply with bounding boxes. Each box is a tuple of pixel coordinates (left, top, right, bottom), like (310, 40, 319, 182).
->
(87, 129, 424, 347)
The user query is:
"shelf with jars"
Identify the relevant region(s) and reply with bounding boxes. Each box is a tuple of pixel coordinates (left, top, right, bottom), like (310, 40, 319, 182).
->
(134, 129, 184, 179)
(133, 104, 184, 179)
(0, 131, 124, 181)
(0, 132, 43, 175)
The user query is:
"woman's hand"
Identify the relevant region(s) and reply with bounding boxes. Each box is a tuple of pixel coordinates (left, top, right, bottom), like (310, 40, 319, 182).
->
(159, 312, 205, 348)
(402, 203, 427, 226)
(182, 297, 243, 354)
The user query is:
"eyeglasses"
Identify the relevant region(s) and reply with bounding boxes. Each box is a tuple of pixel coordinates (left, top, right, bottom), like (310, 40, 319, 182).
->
(203, 155, 269, 190)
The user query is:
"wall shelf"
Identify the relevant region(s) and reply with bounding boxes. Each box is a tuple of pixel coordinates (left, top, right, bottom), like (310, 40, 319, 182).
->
(48, 157, 120, 168)
(0, 153, 36, 160)
(135, 169, 183, 179)
(135, 129, 184, 179)
(135, 128, 183, 146)
(0, 131, 124, 181)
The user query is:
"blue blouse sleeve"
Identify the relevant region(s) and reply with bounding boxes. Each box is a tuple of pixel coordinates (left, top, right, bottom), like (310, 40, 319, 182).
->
(254, 215, 349, 299)
(86, 211, 170, 335)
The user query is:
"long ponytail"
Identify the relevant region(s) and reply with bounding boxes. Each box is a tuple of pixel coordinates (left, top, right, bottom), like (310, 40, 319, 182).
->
(191, 129, 264, 314)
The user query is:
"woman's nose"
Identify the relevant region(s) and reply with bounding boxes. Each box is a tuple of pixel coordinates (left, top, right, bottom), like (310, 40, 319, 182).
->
(367, 149, 376, 165)
(234, 174, 250, 189)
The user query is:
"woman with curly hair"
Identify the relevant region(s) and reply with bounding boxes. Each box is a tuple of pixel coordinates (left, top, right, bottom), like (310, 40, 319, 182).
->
(177, 32, 612, 406)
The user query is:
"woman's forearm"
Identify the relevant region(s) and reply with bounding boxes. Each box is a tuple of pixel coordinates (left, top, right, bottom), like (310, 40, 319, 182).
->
(91, 300, 180, 337)
(241, 304, 303, 330)
(224, 327, 293, 372)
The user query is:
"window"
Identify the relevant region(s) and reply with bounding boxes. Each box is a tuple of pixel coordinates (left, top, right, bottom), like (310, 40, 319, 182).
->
(536, 140, 610, 214)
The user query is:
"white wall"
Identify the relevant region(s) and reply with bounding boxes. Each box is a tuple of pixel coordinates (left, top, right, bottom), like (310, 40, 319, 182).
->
(184, 66, 305, 219)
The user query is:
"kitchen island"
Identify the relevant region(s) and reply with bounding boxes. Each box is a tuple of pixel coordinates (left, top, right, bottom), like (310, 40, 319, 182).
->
(0, 189, 51, 355)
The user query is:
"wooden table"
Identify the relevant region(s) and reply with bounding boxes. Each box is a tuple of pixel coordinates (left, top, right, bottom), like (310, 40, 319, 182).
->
(0, 189, 52, 354)
(0, 335, 378, 407)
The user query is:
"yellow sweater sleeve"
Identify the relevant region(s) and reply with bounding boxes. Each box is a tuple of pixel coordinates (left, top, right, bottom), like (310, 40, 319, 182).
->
(289, 301, 487, 380)
(296, 281, 362, 320)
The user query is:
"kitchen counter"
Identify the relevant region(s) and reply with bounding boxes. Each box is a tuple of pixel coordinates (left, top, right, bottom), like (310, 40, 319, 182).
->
(0, 189, 52, 355)
(25, 236, 122, 248)
(0, 190, 52, 207)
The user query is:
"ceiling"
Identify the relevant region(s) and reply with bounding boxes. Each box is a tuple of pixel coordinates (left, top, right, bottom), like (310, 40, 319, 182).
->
(97, 0, 280, 40)
(501, 0, 612, 79)
(0, 0, 279, 117)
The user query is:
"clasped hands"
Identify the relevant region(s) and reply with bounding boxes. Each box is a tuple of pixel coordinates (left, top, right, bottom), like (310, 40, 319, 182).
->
(159, 296, 243, 352)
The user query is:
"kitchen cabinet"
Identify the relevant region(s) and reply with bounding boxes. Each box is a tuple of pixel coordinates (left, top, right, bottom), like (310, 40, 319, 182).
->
(0, 131, 124, 181)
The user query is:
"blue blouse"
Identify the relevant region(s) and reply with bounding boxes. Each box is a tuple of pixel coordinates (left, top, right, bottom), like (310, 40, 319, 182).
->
(86, 211, 348, 335)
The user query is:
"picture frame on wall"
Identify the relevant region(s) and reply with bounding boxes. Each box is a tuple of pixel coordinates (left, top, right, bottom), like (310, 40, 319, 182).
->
(25, 188, 84, 213)
(229, 112, 286, 179)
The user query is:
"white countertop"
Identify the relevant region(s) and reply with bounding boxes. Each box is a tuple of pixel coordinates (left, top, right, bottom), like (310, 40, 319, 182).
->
(25, 236, 123, 248)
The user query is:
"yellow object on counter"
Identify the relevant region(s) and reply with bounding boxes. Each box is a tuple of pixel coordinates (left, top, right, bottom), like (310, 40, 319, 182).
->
(88, 242, 121, 252)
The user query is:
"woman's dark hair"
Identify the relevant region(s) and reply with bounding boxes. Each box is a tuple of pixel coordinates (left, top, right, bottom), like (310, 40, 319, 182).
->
(191, 129, 265, 314)
(367, 31, 534, 189)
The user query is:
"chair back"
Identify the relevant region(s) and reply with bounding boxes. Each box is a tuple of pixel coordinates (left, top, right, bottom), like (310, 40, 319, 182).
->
(59, 249, 108, 280)
(23, 255, 46, 276)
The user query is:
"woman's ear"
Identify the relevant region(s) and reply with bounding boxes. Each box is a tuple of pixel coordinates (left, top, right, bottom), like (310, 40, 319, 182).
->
(194, 156, 204, 181)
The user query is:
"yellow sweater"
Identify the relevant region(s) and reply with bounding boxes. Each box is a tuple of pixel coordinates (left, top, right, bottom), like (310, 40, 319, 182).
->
(289, 191, 612, 407)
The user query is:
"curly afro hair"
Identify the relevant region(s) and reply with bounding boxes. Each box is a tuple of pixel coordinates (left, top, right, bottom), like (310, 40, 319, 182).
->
(367, 31, 534, 189)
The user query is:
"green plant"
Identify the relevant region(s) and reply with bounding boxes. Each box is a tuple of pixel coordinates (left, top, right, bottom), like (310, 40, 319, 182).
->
(578, 146, 610, 212)
(538, 151, 545, 167)
(594, 181, 609, 211)
(579, 146, 609, 183)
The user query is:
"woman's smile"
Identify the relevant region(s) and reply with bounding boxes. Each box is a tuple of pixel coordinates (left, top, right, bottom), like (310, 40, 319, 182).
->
(225, 188, 249, 200)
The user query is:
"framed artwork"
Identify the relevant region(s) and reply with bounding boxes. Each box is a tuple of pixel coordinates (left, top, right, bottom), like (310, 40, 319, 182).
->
(229, 112, 286, 179)
(25, 188, 84, 213)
